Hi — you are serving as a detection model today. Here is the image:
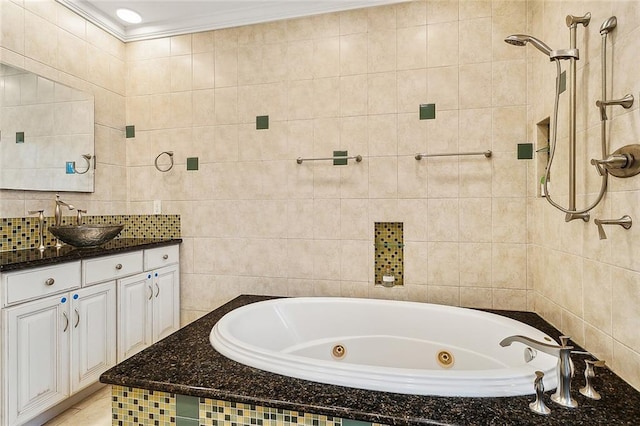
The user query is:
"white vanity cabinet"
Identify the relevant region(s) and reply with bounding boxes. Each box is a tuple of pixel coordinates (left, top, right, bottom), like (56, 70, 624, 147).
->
(0, 242, 180, 426)
(3, 292, 71, 426)
(2, 281, 116, 426)
(70, 281, 117, 393)
(117, 245, 180, 361)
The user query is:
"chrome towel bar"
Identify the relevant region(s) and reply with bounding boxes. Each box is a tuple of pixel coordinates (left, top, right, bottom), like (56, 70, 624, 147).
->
(415, 150, 492, 160)
(296, 155, 363, 164)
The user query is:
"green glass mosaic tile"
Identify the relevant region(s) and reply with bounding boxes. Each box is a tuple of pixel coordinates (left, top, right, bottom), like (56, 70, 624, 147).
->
(177, 394, 199, 418)
(374, 222, 404, 286)
(0, 214, 181, 252)
(343, 420, 372, 426)
(112, 387, 389, 426)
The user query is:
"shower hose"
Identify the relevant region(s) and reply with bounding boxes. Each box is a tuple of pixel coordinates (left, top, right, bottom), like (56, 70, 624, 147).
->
(542, 59, 608, 216)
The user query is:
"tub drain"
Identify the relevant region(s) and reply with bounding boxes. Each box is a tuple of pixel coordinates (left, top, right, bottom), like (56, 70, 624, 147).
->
(331, 344, 346, 359)
(437, 350, 454, 369)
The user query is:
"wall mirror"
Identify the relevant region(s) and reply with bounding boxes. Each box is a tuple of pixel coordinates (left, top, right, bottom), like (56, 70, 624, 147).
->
(0, 63, 95, 192)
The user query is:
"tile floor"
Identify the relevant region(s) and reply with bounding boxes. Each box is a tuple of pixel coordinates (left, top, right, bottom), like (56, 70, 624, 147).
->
(43, 385, 112, 426)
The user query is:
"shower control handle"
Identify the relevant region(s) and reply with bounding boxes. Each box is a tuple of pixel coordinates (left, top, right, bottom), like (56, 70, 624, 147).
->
(594, 215, 632, 240)
(590, 154, 629, 175)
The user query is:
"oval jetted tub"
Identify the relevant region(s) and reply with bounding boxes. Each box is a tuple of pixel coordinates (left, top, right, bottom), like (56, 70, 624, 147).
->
(210, 297, 559, 397)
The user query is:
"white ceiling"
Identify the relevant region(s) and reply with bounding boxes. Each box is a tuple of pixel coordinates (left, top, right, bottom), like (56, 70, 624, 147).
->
(56, 0, 407, 42)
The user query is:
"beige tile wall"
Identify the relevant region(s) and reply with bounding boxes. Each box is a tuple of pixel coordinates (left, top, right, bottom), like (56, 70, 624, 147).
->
(0, 0, 127, 216)
(526, 1, 640, 390)
(122, 1, 530, 322)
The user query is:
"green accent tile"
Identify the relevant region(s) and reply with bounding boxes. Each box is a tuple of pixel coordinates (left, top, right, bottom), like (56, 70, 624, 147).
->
(344, 420, 373, 426)
(419, 103, 436, 120)
(559, 71, 566, 94)
(517, 143, 534, 160)
(333, 150, 348, 166)
(256, 115, 269, 130)
(125, 125, 135, 138)
(186, 157, 199, 171)
(176, 418, 199, 426)
(16, 132, 24, 143)
(176, 394, 199, 419)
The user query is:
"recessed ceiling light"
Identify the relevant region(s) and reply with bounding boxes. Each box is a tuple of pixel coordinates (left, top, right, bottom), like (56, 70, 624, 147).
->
(116, 8, 142, 24)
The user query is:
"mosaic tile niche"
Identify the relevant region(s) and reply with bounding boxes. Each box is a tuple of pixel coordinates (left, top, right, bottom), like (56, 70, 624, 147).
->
(374, 222, 404, 286)
(0, 214, 180, 252)
(112, 386, 388, 426)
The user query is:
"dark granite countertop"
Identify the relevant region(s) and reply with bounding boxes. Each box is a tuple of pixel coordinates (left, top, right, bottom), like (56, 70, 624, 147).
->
(101, 295, 640, 425)
(0, 238, 182, 272)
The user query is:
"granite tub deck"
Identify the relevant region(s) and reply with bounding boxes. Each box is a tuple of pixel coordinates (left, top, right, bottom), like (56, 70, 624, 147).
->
(100, 295, 640, 425)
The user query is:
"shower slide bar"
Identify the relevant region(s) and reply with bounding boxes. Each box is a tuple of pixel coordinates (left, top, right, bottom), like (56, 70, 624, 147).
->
(296, 155, 363, 164)
(414, 150, 492, 160)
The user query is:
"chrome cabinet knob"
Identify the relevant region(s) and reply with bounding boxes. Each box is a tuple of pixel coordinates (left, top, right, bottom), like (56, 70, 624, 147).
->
(115, 263, 123, 270)
(45, 278, 55, 286)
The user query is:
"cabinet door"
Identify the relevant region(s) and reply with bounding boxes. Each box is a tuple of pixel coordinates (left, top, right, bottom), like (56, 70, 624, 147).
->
(70, 281, 117, 393)
(117, 272, 153, 362)
(152, 264, 180, 342)
(3, 295, 70, 426)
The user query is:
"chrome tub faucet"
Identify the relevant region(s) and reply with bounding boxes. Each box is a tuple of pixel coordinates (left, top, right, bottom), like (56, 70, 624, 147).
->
(500, 335, 577, 408)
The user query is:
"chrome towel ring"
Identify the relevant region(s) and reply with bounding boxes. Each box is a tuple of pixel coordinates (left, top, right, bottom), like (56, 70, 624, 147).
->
(73, 154, 93, 174)
(155, 151, 174, 172)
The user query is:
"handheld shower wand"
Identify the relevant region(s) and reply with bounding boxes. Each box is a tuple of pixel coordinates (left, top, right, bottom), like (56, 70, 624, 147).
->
(503, 34, 578, 60)
(504, 13, 608, 221)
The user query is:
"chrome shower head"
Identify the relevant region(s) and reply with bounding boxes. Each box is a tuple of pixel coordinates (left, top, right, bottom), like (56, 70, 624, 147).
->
(504, 34, 553, 56)
(600, 16, 617, 35)
(504, 34, 579, 60)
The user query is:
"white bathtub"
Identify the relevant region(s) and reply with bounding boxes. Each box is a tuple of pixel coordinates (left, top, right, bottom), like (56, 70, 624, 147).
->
(210, 297, 559, 397)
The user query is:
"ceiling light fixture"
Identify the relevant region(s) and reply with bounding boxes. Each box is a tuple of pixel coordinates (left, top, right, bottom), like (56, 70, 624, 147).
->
(116, 8, 142, 24)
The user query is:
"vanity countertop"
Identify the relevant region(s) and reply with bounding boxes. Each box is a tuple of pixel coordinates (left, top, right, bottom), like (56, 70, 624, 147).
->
(100, 295, 640, 425)
(0, 238, 182, 272)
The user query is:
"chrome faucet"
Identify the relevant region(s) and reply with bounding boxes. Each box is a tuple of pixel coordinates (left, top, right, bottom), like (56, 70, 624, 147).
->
(54, 195, 75, 248)
(54, 194, 75, 226)
(500, 335, 577, 408)
(28, 209, 46, 251)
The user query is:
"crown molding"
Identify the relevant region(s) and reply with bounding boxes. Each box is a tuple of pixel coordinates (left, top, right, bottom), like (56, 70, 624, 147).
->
(56, 0, 407, 42)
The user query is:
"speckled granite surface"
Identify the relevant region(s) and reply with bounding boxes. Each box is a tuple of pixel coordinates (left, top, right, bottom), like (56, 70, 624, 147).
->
(0, 238, 182, 272)
(101, 295, 640, 425)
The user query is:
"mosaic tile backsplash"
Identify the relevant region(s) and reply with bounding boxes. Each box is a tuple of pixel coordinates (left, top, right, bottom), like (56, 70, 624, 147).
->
(112, 386, 387, 426)
(0, 214, 180, 252)
(374, 222, 404, 286)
